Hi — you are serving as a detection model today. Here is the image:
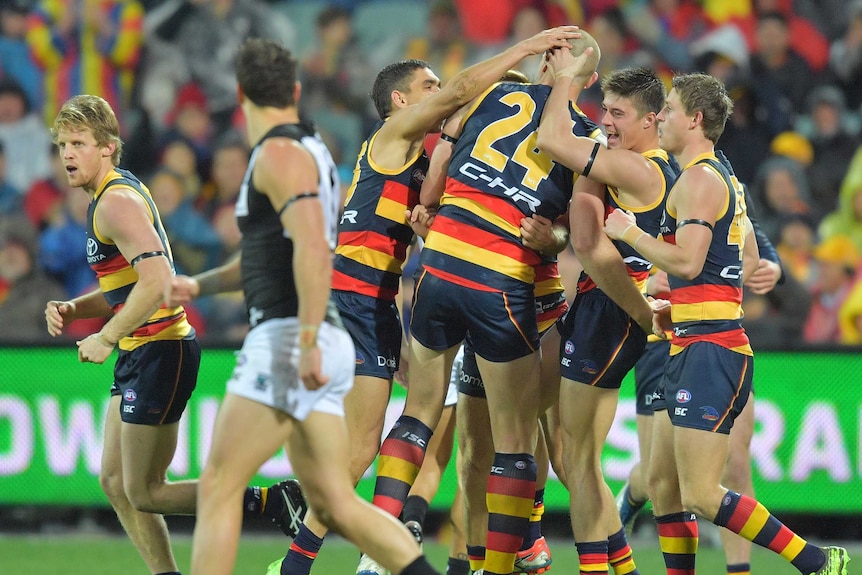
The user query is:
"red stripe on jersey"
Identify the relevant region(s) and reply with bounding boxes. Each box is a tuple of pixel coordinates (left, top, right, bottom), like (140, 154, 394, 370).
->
(445, 186, 529, 228)
(130, 313, 187, 338)
(381, 179, 419, 208)
(432, 215, 540, 266)
(671, 284, 743, 305)
(92, 252, 128, 277)
(534, 262, 560, 283)
(672, 328, 750, 350)
(337, 229, 406, 261)
(423, 266, 498, 292)
(331, 270, 398, 300)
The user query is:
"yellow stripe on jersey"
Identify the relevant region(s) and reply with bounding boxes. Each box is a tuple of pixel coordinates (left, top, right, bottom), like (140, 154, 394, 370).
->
(334, 244, 403, 274)
(98, 266, 137, 292)
(375, 195, 409, 223)
(441, 194, 521, 237)
(671, 301, 744, 323)
(425, 232, 535, 284)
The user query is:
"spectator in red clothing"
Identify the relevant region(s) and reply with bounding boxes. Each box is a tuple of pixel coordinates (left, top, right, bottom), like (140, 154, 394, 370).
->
(23, 144, 66, 230)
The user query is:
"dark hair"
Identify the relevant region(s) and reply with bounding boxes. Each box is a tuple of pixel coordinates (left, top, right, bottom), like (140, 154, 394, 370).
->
(601, 67, 666, 116)
(757, 10, 789, 27)
(672, 73, 733, 143)
(370, 59, 430, 119)
(317, 5, 350, 29)
(235, 38, 297, 109)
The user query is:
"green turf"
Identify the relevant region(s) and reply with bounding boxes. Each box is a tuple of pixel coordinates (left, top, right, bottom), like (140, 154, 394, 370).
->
(1, 533, 831, 574)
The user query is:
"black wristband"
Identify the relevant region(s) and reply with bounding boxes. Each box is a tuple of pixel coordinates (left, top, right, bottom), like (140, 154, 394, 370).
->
(439, 133, 459, 145)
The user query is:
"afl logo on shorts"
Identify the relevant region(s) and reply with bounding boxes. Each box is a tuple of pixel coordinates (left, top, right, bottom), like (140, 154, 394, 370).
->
(515, 460, 526, 470)
(676, 389, 691, 403)
(86, 238, 98, 257)
(564, 340, 575, 355)
(124, 389, 137, 402)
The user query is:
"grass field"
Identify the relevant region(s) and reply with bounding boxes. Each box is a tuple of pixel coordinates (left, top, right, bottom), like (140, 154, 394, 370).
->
(4, 532, 848, 574)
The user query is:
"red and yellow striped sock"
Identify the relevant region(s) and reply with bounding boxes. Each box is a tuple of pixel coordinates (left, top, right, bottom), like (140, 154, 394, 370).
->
(484, 453, 536, 575)
(371, 415, 432, 518)
(655, 512, 698, 575)
(713, 490, 824, 573)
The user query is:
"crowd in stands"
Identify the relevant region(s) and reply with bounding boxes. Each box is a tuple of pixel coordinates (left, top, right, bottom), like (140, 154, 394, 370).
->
(1, 0, 861, 348)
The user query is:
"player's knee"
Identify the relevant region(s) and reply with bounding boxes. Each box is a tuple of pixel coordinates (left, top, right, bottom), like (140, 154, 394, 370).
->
(98, 468, 125, 503)
(123, 481, 161, 513)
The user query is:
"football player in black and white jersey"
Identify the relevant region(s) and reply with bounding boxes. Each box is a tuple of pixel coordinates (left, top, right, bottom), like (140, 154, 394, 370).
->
(165, 39, 443, 575)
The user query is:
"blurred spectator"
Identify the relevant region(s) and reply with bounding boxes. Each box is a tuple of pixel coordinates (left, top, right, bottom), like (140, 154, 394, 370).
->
(0, 79, 51, 194)
(299, 5, 370, 119)
(169, 0, 295, 137)
(828, 1, 862, 109)
(453, 0, 567, 47)
(159, 82, 214, 182)
(769, 130, 814, 167)
(819, 183, 862, 254)
(803, 235, 861, 344)
(404, 0, 471, 85)
(752, 155, 814, 242)
(582, 7, 654, 118)
(149, 168, 222, 276)
(26, 0, 144, 129)
(0, 215, 65, 344)
(195, 136, 248, 221)
(716, 77, 779, 185)
(0, 141, 20, 216)
(298, 4, 369, 163)
(621, 0, 712, 71)
(793, 0, 850, 42)
(838, 267, 862, 344)
(0, 2, 42, 111)
(730, 0, 830, 72)
(158, 138, 203, 199)
(775, 213, 818, 288)
(742, 272, 812, 349)
(38, 180, 96, 299)
(803, 86, 859, 214)
(508, 6, 549, 79)
(748, 11, 818, 115)
(23, 144, 65, 230)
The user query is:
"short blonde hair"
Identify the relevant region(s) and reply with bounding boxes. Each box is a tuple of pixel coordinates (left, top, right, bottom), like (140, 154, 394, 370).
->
(51, 95, 123, 166)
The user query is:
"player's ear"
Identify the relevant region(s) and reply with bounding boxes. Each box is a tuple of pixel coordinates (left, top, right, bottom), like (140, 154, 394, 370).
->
(585, 71, 599, 90)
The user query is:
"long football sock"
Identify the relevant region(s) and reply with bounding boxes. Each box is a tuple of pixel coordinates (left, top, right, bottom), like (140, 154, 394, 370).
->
(484, 453, 536, 575)
(372, 416, 433, 518)
(713, 490, 825, 573)
(655, 512, 698, 575)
